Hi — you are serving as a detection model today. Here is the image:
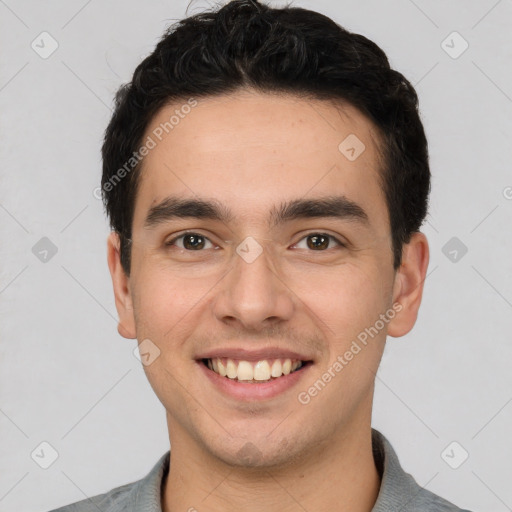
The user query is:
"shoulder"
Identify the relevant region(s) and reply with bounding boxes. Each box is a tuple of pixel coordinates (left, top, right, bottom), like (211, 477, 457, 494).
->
(47, 451, 170, 512)
(371, 429, 474, 512)
(411, 485, 474, 512)
(47, 481, 134, 512)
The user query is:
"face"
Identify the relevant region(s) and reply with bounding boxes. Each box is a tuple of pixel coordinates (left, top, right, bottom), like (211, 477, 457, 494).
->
(108, 90, 428, 469)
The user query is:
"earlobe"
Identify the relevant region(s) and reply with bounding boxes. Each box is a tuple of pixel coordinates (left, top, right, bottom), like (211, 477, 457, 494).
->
(387, 232, 430, 338)
(106, 231, 137, 339)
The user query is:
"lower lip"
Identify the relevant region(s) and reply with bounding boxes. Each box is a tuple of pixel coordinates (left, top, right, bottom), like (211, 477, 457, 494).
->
(197, 361, 311, 401)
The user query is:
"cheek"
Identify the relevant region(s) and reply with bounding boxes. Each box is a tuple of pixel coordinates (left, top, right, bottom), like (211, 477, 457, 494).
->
(288, 262, 391, 347)
(293, 264, 391, 418)
(132, 266, 211, 342)
(330, 267, 392, 396)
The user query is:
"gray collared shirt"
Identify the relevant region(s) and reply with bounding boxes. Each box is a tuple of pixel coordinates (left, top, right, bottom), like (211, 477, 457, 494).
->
(49, 428, 473, 511)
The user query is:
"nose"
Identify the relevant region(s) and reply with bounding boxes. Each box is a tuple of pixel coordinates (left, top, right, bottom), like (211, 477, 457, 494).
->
(212, 241, 295, 331)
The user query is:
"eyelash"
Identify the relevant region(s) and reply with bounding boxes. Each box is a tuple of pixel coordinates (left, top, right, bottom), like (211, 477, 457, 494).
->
(165, 232, 345, 251)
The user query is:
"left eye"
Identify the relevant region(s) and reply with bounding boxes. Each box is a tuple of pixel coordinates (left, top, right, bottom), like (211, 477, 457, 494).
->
(293, 233, 343, 251)
(166, 233, 215, 251)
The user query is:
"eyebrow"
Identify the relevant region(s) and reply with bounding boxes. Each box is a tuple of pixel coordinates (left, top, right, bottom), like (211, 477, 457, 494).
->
(143, 195, 369, 229)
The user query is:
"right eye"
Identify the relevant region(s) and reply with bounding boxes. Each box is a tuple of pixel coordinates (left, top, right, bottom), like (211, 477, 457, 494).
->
(165, 232, 216, 251)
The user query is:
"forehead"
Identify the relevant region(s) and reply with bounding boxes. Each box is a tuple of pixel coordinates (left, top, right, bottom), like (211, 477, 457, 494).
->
(133, 90, 387, 230)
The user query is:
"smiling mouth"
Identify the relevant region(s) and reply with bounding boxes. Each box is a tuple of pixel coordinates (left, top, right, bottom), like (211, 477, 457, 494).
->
(201, 357, 311, 383)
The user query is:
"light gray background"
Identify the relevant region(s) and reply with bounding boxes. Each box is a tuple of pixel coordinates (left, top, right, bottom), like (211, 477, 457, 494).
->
(1, 0, 511, 510)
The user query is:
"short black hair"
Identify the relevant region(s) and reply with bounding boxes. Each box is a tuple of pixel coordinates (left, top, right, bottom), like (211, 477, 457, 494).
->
(101, 0, 430, 275)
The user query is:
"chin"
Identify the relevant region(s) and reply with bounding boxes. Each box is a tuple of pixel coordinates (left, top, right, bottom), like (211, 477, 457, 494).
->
(202, 430, 310, 470)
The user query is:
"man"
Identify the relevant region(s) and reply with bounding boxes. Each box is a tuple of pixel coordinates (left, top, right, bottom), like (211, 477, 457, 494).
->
(51, 1, 473, 510)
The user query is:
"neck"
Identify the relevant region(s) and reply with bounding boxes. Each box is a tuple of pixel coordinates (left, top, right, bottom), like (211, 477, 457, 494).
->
(162, 419, 381, 512)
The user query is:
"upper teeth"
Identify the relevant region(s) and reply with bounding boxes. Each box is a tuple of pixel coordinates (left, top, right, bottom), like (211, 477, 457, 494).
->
(207, 358, 303, 381)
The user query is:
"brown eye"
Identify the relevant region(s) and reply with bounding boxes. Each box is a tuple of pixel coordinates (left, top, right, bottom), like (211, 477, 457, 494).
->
(166, 233, 214, 250)
(307, 234, 330, 250)
(293, 233, 344, 251)
(183, 234, 206, 250)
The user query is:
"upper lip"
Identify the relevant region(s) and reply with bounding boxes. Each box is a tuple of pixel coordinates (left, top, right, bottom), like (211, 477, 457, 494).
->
(196, 347, 314, 362)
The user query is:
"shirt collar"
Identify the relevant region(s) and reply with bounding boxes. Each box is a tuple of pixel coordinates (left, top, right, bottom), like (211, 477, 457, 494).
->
(370, 428, 427, 511)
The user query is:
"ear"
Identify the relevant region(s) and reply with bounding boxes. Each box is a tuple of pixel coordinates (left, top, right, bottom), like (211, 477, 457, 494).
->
(106, 231, 137, 339)
(387, 231, 430, 338)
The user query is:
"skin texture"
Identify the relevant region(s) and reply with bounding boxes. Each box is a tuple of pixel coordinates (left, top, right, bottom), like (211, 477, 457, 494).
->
(107, 89, 429, 512)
